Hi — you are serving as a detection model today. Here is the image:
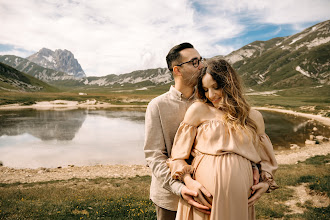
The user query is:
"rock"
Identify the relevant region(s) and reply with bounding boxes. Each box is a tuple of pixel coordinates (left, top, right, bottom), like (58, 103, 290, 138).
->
(315, 136, 325, 141)
(27, 48, 86, 78)
(313, 127, 318, 131)
(305, 140, 316, 145)
(0, 161, 3, 166)
(290, 144, 300, 150)
(309, 135, 315, 140)
(37, 170, 44, 174)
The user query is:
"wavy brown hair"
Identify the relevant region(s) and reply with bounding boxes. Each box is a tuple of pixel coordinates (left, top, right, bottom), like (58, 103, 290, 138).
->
(197, 58, 258, 135)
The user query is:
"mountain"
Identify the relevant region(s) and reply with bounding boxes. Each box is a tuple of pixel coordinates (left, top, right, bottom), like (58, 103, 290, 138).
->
(0, 54, 172, 89)
(27, 48, 86, 78)
(0, 55, 76, 82)
(0, 62, 58, 92)
(222, 20, 330, 89)
(0, 20, 328, 91)
(83, 68, 172, 87)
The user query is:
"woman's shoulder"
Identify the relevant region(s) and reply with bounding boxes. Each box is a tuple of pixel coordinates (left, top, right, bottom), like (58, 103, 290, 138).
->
(184, 101, 212, 126)
(190, 100, 210, 110)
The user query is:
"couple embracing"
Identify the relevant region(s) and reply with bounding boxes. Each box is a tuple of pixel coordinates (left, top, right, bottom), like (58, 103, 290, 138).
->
(144, 43, 279, 220)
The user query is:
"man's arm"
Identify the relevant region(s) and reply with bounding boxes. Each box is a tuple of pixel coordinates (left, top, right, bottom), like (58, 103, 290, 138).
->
(144, 100, 184, 196)
(144, 100, 211, 214)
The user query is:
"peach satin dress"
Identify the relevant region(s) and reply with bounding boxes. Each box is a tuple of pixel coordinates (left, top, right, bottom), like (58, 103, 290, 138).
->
(167, 120, 278, 220)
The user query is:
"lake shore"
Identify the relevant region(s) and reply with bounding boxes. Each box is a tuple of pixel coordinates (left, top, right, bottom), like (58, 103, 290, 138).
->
(0, 141, 330, 184)
(0, 103, 329, 184)
(0, 99, 147, 110)
(253, 106, 330, 127)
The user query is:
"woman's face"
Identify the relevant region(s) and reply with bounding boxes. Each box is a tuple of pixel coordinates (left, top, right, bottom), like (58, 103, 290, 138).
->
(202, 73, 223, 108)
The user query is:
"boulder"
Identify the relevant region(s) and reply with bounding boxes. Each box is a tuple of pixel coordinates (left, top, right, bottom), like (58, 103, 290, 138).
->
(305, 140, 316, 145)
(315, 136, 325, 141)
(290, 144, 300, 150)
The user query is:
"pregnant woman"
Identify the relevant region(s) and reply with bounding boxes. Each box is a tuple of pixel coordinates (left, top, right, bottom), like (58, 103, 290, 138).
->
(167, 58, 279, 220)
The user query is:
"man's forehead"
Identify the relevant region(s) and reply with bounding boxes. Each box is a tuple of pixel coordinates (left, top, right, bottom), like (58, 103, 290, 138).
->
(180, 48, 200, 59)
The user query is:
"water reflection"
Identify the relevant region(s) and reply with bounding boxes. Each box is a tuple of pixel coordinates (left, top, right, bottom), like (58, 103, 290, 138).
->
(0, 109, 146, 168)
(0, 110, 86, 141)
(0, 109, 329, 168)
(261, 111, 330, 149)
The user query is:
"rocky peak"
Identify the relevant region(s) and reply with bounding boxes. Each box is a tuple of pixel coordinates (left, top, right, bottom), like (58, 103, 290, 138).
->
(27, 48, 86, 78)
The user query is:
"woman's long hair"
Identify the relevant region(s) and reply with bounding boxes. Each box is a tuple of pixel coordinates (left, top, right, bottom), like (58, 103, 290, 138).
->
(197, 58, 258, 136)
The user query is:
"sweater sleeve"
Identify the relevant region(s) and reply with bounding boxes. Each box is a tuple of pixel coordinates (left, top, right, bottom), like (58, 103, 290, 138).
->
(144, 100, 184, 196)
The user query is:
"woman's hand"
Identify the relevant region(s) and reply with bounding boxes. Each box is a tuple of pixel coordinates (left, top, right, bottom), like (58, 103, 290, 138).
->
(181, 186, 211, 214)
(248, 182, 269, 207)
(182, 174, 213, 211)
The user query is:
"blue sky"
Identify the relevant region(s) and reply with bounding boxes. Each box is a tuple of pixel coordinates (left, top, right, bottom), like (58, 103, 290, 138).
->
(0, 0, 329, 76)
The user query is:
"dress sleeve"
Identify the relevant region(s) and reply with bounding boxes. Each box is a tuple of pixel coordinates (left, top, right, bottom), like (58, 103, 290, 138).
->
(258, 133, 279, 192)
(167, 122, 197, 181)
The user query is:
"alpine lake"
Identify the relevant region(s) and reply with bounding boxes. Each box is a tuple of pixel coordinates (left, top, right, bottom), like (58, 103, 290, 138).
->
(0, 108, 329, 168)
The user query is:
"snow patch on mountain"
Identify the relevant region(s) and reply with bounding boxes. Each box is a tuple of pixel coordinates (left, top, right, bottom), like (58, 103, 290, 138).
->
(307, 37, 330, 49)
(226, 49, 255, 64)
(296, 66, 311, 77)
(84, 78, 109, 86)
(289, 36, 303, 45)
(43, 55, 55, 63)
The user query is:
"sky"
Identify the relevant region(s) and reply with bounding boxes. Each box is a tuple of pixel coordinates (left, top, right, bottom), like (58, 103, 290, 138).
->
(0, 0, 329, 77)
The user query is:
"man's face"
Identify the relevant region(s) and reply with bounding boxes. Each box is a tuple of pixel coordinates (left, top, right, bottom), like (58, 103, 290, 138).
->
(178, 48, 204, 87)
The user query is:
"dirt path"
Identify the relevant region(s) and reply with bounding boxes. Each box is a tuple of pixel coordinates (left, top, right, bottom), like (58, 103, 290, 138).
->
(275, 142, 330, 165)
(0, 164, 151, 184)
(253, 107, 330, 127)
(284, 183, 330, 215)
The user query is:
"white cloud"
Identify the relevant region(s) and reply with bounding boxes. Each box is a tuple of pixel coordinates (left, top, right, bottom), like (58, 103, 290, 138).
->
(0, 49, 33, 58)
(0, 0, 329, 76)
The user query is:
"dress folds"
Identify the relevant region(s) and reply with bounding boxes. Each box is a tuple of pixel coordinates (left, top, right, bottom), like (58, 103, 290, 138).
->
(167, 120, 278, 220)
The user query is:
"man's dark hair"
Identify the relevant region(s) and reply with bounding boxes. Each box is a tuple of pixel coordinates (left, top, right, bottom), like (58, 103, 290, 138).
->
(166, 42, 194, 72)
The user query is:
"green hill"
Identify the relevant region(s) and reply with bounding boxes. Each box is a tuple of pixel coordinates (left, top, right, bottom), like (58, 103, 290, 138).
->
(224, 20, 330, 90)
(0, 62, 59, 92)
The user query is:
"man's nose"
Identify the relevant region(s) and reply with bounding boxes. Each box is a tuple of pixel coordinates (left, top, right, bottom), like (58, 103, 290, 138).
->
(198, 60, 204, 69)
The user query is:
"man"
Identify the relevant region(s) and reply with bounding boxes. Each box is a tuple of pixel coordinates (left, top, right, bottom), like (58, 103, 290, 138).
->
(144, 42, 211, 220)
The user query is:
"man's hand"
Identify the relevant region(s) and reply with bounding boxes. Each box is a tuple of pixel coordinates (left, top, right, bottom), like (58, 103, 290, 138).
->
(248, 182, 269, 207)
(253, 168, 260, 185)
(251, 168, 260, 194)
(181, 186, 211, 214)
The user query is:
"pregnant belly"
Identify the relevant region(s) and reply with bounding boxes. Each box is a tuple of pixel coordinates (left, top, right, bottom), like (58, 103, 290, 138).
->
(192, 152, 254, 198)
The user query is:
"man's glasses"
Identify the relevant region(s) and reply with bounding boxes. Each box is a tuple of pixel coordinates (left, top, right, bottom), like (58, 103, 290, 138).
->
(176, 57, 205, 68)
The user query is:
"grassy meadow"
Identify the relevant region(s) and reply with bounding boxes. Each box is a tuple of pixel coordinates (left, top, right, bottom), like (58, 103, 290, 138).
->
(0, 85, 329, 117)
(0, 154, 329, 219)
(0, 83, 329, 219)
